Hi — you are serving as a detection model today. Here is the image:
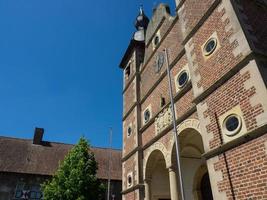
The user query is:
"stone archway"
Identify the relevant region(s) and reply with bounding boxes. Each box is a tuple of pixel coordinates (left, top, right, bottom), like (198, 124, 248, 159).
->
(143, 142, 170, 181)
(144, 149, 171, 200)
(170, 119, 213, 200)
(192, 165, 211, 200)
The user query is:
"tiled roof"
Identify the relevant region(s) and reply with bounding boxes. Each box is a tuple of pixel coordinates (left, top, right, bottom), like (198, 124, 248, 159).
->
(0, 136, 122, 180)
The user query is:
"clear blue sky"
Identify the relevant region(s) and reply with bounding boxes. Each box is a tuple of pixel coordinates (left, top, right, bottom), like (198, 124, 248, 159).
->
(0, 0, 175, 149)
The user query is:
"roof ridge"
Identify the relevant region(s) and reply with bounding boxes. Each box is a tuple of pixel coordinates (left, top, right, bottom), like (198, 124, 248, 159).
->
(0, 135, 122, 151)
(0, 135, 32, 141)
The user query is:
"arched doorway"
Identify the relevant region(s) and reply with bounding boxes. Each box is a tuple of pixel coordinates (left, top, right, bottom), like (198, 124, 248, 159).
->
(200, 172, 213, 200)
(145, 150, 171, 200)
(171, 128, 213, 200)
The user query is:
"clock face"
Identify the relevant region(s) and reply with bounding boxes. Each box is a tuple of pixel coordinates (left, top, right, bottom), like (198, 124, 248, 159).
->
(154, 52, 165, 73)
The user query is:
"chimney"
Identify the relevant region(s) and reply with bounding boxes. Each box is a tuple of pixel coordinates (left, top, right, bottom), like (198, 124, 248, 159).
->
(33, 127, 44, 145)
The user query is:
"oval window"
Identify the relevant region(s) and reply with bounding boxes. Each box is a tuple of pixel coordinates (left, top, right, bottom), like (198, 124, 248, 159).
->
(177, 71, 189, 88)
(144, 109, 151, 123)
(224, 114, 242, 136)
(204, 38, 217, 56)
(154, 36, 160, 46)
(128, 175, 132, 186)
(127, 126, 132, 137)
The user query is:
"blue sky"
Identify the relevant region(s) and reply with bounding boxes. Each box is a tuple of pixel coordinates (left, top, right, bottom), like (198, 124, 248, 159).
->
(0, 0, 175, 149)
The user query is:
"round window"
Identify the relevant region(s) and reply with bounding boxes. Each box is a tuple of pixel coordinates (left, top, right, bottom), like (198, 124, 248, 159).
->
(223, 114, 242, 136)
(204, 38, 217, 56)
(177, 71, 189, 88)
(144, 109, 151, 123)
(127, 126, 132, 137)
(154, 36, 160, 46)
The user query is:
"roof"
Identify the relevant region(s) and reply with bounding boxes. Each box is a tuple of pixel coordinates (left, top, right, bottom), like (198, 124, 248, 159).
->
(119, 39, 145, 69)
(0, 136, 122, 180)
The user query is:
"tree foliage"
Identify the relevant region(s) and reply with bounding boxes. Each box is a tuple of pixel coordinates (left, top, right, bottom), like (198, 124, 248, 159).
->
(42, 137, 104, 200)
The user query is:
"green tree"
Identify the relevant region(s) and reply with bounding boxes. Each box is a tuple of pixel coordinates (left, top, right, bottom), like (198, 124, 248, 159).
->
(42, 137, 104, 200)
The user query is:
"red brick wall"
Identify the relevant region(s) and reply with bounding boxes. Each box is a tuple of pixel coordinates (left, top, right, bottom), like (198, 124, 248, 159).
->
(123, 79, 136, 116)
(144, 18, 183, 66)
(174, 89, 195, 119)
(178, 0, 216, 38)
(170, 55, 188, 83)
(124, 191, 137, 200)
(123, 108, 138, 156)
(158, 131, 174, 152)
(142, 124, 156, 147)
(212, 133, 267, 199)
(123, 52, 136, 89)
(141, 77, 170, 126)
(123, 154, 138, 189)
(185, 4, 248, 94)
(141, 21, 183, 100)
(141, 86, 195, 147)
(202, 63, 264, 150)
(140, 54, 194, 122)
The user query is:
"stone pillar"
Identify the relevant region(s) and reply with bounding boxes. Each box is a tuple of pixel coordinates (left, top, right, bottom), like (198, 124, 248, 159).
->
(144, 179, 151, 200)
(168, 167, 179, 200)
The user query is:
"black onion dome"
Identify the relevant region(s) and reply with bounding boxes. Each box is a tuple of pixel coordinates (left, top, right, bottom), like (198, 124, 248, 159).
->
(135, 6, 149, 30)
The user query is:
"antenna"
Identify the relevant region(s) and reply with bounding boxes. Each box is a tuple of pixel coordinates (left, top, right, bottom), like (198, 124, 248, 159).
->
(107, 127, 113, 200)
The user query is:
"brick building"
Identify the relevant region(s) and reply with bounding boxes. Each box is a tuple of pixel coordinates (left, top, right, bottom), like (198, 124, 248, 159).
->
(119, 1, 267, 200)
(0, 128, 122, 200)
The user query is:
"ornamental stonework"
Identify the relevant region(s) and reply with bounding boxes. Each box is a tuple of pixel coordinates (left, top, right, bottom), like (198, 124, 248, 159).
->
(155, 105, 172, 134)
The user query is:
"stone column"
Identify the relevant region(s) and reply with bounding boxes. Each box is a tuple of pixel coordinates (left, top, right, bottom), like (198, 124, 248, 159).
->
(144, 179, 151, 200)
(168, 167, 179, 200)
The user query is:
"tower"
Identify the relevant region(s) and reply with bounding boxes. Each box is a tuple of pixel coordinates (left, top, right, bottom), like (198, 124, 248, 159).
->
(119, 7, 148, 200)
(120, 1, 267, 200)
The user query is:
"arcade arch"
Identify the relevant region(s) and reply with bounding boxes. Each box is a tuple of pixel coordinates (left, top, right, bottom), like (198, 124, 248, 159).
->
(143, 120, 213, 200)
(171, 127, 213, 200)
(144, 150, 171, 200)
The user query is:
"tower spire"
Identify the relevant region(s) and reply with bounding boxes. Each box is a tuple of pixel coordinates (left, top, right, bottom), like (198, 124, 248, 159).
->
(134, 6, 149, 30)
(133, 6, 149, 41)
(139, 4, 144, 15)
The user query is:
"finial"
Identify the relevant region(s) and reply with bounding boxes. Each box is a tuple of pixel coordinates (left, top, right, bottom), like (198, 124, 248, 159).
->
(139, 4, 144, 15)
(134, 4, 149, 31)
